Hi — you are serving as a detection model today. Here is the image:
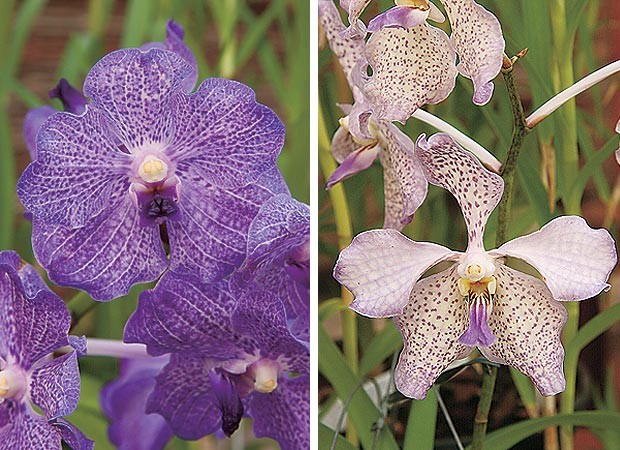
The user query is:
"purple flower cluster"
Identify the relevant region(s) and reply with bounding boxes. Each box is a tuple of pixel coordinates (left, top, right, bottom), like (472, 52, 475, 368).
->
(10, 19, 309, 450)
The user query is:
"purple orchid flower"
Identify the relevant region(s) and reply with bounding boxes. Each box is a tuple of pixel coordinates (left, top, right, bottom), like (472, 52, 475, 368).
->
(0, 251, 92, 450)
(100, 356, 173, 450)
(361, 0, 505, 122)
(334, 133, 618, 399)
(17, 37, 286, 301)
(124, 272, 309, 448)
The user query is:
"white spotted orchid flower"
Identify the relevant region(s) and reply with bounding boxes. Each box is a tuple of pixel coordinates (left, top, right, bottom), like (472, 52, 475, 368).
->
(362, 0, 505, 122)
(334, 133, 617, 399)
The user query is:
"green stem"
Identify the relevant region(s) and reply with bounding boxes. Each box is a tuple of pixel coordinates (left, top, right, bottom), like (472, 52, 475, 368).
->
(319, 101, 358, 445)
(471, 58, 531, 450)
(67, 290, 97, 326)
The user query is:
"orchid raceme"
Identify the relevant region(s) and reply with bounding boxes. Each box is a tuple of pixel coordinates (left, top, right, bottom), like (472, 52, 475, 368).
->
(0, 251, 92, 450)
(334, 133, 618, 399)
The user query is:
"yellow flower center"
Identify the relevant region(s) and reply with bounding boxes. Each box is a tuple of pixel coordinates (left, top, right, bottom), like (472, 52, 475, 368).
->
(138, 156, 168, 183)
(395, 0, 430, 10)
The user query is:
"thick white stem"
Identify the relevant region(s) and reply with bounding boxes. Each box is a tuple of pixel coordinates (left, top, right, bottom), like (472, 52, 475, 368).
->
(526, 59, 620, 128)
(86, 338, 150, 359)
(412, 109, 502, 172)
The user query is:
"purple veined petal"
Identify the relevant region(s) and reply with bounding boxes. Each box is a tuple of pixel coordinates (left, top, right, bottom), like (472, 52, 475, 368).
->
(0, 265, 70, 368)
(100, 356, 173, 450)
(442, 0, 505, 106)
(367, 6, 429, 32)
(124, 273, 242, 358)
(68, 336, 87, 358)
(326, 143, 380, 188)
(0, 403, 62, 450)
(31, 200, 168, 302)
(416, 133, 503, 251)
(331, 125, 358, 164)
(49, 418, 94, 450)
(141, 20, 198, 93)
(480, 265, 568, 396)
(231, 286, 309, 374)
(29, 352, 80, 419)
(492, 216, 618, 301)
(334, 229, 457, 317)
(394, 266, 471, 399)
(146, 355, 222, 440)
(168, 166, 288, 283)
(17, 109, 132, 228)
(166, 78, 284, 190)
(363, 24, 458, 123)
(379, 123, 428, 229)
(23, 106, 57, 160)
(248, 374, 310, 450)
(319, 0, 367, 86)
(83, 48, 193, 150)
(49, 79, 87, 115)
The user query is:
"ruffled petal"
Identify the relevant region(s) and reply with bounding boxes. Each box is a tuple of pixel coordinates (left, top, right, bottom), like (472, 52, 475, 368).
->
(17, 109, 131, 228)
(334, 229, 456, 317)
(416, 133, 503, 250)
(124, 273, 241, 358)
(367, 6, 429, 32)
(394, 266, 471, 399)
(100, 356, 173, 450)
(441, 0, 505, 105)
(340, 0, 372, 37)
(168, 166, 288, 283)
(29, 352, 80, 418)
(326, 143, 379, 188)
(363, 24, 457, 122)
(248, 375, 310, 450)
(480, 265, 567, 396)
(166, 78, 284, 190)
(31, 201, 168, 302)
(83, 48, 193, 149)
(23, 106, 56, 160)
(0, 403, 61, 450)
(319, 0, 367, 85)
(146, 355, 222, 440)
(492, 216, 617, 301)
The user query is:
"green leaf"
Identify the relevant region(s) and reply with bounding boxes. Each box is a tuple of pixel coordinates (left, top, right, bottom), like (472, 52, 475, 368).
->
(359, 323, 402, 377)
(566, 302, 620, 357)
(403, 389, 437, 450)
(319, 423, 359, 450)
(319, 298, 349, 322)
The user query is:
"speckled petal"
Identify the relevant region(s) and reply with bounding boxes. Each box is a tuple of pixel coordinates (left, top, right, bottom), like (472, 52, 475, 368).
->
(326, 143, 380, 188)
(83, 48, 193, 149)
(124, 273, 241, 358)
(442, 0, 505, 105)
(379, 123, 428, 228)
(0, 403, 61, 450)
(249, 375, 310, 450)
(334, 229, 456, 317)
(363, 24, 457, 122)
(367, 6, 429, 32)
(100, 356, 173, 450)
(480, 265, 567, 396)
(416, 133, 503, 250)
(146, 355, 222, 440)
(319, 0, 366, 85)
(168, 166, 288, 283)
(31, 201, 168, 302)
(30, 352, 80, 419)
(49, 418, 94, 450)
(492, 216, 617, 301)
(394, 266, 471, 399)
(330, 125, 358, 163)
(166, 78, 284, 190)
(23, 106, 56, 160)
(17, 109, 131, 228)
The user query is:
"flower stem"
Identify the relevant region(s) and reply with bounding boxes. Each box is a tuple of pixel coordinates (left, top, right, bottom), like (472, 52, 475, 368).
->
(471, 57, 530, 450)
(319, 100, 359, 445)
(67, 290, 97, 326)
(85, 338, 150, 358)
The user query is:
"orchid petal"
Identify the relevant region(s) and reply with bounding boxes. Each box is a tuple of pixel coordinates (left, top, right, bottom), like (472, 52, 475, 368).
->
(320, 0, 367, 86)
(394, 266, 471, 399)
(340, 0, 372, 37)
(367, 6, 429, 32)
(428, 2, 446, 22)
(334, 229, 456, 317)
(29, 352, 80, 419)
(23, 106, 56, 160)
(326, 143, 380, 188)
(480, 265, 567, 396)
(49, 79, 87, 115)
(363, 24, 457, 122)
(493, 216, 617, 301)
(416, 133, 503, 250)
(0, 404, 61, 450)
(49, 418, 94, 450)
(249, 375, 310, 450)
(330, 125, 358, 163)
(442, 0, 505, 105)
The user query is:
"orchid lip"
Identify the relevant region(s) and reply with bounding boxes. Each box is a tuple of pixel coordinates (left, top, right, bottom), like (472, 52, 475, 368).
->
(458, 276, 497, 347)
